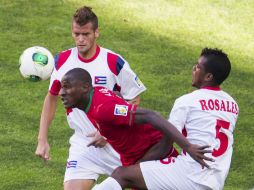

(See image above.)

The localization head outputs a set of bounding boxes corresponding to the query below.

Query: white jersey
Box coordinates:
[169,86,239,189]
[49,45,146,99]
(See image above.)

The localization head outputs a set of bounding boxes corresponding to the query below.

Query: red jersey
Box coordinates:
[86,87,162,166]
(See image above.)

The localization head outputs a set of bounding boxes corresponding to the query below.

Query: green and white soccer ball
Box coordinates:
[19,46,54,81]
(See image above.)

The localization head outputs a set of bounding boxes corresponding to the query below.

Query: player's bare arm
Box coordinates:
[137,135,173,163]
[133,107,214,168]
[86,131,107,148]
[127,95,140,105]
[35,92,58,161]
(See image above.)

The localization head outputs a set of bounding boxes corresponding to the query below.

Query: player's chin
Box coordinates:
[191,79,195,87]
[191,81,199,88]
[78,46,88,53]
[62,101,72,109]
[191,76,197,87]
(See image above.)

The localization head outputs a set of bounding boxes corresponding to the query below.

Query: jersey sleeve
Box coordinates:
[94,100,137,127]
[48,54,61,96]
[107,52,146,100]
[118,62,146,100]
[168,96,190,132]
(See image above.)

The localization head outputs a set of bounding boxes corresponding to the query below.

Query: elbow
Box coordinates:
[144,110,161,124]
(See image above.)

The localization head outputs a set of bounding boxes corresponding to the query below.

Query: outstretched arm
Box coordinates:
[137,135,174,163]
[133,107,214,168]
[35,92,58,161]
[127,96,140,105]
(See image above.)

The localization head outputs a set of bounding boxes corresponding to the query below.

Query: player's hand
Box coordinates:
[127,96,140,105]
[87,131,107,148]
[35,139,51,162]
[186,144,214,169]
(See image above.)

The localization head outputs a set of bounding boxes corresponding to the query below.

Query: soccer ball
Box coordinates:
[19,46,54,81]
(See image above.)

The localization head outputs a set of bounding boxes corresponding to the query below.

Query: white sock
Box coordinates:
[92,177,122,190]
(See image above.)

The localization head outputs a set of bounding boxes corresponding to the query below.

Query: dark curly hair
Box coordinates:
[201,48,231,85]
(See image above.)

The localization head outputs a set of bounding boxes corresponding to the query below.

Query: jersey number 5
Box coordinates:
[212,119,230,157]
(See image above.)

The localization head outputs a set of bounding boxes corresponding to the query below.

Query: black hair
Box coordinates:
[73,6,98,30]
[65,68,92,86]
[201,48,231,85]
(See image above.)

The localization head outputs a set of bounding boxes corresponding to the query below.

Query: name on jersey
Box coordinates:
[95,76,107,84]
[114,104,128,116]
[199,99,238,115]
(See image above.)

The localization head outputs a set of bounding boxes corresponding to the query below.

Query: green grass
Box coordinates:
[0,0,253,189]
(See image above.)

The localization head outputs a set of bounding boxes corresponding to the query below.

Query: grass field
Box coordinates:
[0,0,253,189]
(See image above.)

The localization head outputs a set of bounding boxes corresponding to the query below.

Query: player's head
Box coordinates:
[73,6,98,30]
[192,48,231,88]
[72,6,99,55]
[60,68,92,109]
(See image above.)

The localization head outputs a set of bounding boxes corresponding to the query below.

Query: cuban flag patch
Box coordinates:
[95,76,107,85]
[66,160,77,168]
[114,104,128,116]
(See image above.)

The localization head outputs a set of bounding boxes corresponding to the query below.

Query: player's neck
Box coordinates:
[79,44,97,60]
[199,82,219,89]
[83,88,94,113]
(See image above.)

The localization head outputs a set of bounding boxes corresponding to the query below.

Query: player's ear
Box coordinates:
[205,73,213,82]
[95,28,99,38]
[71,32,75,38]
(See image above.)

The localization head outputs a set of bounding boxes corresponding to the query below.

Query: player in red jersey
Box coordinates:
[59,68,212,169]
[60,68,178,166]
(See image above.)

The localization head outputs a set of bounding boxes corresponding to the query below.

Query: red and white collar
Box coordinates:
[78,45,100,63]
[201,86,221,91]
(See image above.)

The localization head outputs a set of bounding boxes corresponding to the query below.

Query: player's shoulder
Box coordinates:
[54,47,75,70]
[94,87,125,105]
[100,47,128,76]
[94,87,117,99]
[100,46,121,57]
[220,90,239,107]
[174,90,197,104]
[91,87,121,114]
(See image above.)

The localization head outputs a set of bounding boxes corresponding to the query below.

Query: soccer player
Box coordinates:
[35,6,146,190]
[92,48,239,190]
[59,68,213,184]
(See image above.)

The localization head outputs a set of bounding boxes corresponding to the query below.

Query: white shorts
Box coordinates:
[64,135,121,182]
[140,156,212,190]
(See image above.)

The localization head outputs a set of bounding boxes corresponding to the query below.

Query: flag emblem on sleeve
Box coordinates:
[135,76,144,87]
[95,76,107,84]
[114,104,128,116]
[66,160,77,168]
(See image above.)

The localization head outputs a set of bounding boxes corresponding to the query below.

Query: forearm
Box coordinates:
[38,93,58,140]
[134,108,191,150]
[152,114,190,150]
[127,96,140,105]
[138,136,173,163]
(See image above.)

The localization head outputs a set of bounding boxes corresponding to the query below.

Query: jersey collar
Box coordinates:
[85,88,94,113]
[78,45,100,63]
[201,86,221,91]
